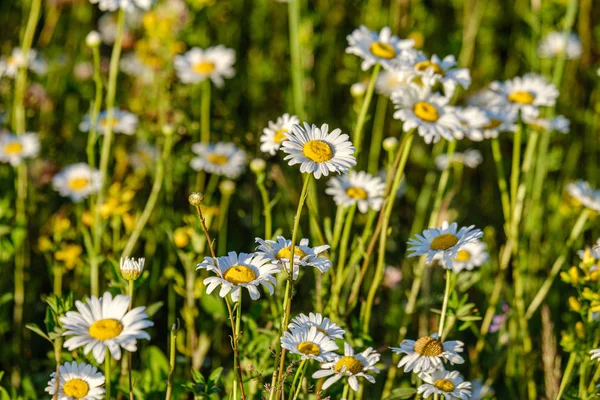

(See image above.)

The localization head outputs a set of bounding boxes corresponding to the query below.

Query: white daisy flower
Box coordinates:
[566,180,600,212]
[0,132,40,166]
[591,348,600,362]
[255,236,331,280]
[435,149,483,171]
[523,114,570,134]
[288,312,345,339]
[391,84,462,144]
[89,0,153,12]
[470,379,494,400]
[120,53,154,84]
[260,113,300,155]
[391,333,464,373]
[52,163,102,202]
[312,342,380,392]
[0,47,47,79]
[61,292,154,364]
[190,142,247,179]
[346,25,414,71]
[375,68,412,97]
[174,46,235,87]
[446,240,489,273]
[45,361,105,400]
[197,251,280,301]
[489,73,559,118]
[79,109,138,136]
[417,370,472,399]
[98,12,139,45]
[406,53,471,97]
[477,106,518,139]
[280,122,356,179]
[577,238,600,261]
[538,32,582,60]
[325,170,385,213]
[467,89,506,111]
[407,221,484,269]
[454,106,490,141]
[281,326,339,362]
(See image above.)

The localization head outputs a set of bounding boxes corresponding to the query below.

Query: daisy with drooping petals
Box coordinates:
[407,53,471,97]
[281,326,339,362]
[435,150,483,171]
[538,32,582,60]
[0,132,40,166]
[89,0,154,12]
[0,47,47,79]
[391,333,464,373]
[417,370,472,399]
[392,84,462,144]
[312,342,380,392]
[255,236,331,280]
[288,312,345,339]
[566,180,600,212]
[489,73,558,118]
[52,163,102,202]
[190,142,247,178]
[325,170,386,213]
[45,361,105,400]
[260,113,300,155]
[197,252,280,301]
[407,221,484,270]
[61,292,154,364]
[346,26,414,71]
[174,46,235,87]
[79,109,139,135]
[447,240,489,273]
[281,122,356,179]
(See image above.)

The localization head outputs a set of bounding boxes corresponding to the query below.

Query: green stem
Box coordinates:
[330,206,347,252]
[288,0,305,119]
[53,267,63,297]
[353,64,381,156]
[490,138,511,223]
[127,279,134,399]
[166,323,178,400]
[201,80,211,143]
[105,352,112,400]
[556,353,577,400]
[437,270,452,338]
[367,94,388,174]
[290,359,307,400]
[233,295,243,400]
[218,191,233,256]
[342,384,350,399]
[510,121,523,214]
[86,45,103,171]
[256,172,273,239]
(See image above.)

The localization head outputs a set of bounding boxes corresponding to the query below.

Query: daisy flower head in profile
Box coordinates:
[523,114,570,134]
[280,122,356,179]
[190,142,247,179]
[312,342,380,392]
[454,106,491,141]
[260,113,300,155]
[391,333,464,373]
[489,73,559,119]
[325,170,386,213]
[435,149,483,171]
[407,221,484,270]
[0,47,47,79]
[391,84,462,144]
[197,252,280,301]
[45,361,105,400]
[476,106,517,139]
[52,163,102,202]
[538,31,582,60]
[417,369,472,399]
[566,180,600,212]
[446,240,489,273]
[174,46,235,87]
[346,25,414,71]
[255,236,331,280]
[406,53,471,98]
[60,292,154,364]
[89,0,154,12]
[79,108,138,135]
[375,67,412,97]
[0,132,40,166]
[288,312,345,339]
[280,325,339,363]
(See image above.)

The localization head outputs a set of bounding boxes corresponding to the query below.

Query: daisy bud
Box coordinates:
[162,124,175,136]
[188,192,204,206]
[85,31,101,48]
[250,158,266,174]
[350,82,366,98]
[120,257,145,281]
[382,137,399,152]
[219,180,236,195]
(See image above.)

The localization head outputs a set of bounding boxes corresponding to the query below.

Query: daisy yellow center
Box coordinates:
[63,378,90,399]
[303,140,333,163]
[193,61,215,74]
[484,118,502,129]
[4,142,23,154]
[223,265,256,284]
[274,129,288,144]
[413,101,439,122]
[369,42,396,59]
[297,341,321,356]
[334,356,364,375]
[433,379,455,392]
[276,246,306,260]
[208,154,229,165]
[429,233,459,251]
[346,187,368,200]
[101,117,120,128]
[413,336,444,356]
[415,61,444,76]
[67,178,90,191]
[453,249,471,262]
[89,318,124,341]
[508,90,535,105]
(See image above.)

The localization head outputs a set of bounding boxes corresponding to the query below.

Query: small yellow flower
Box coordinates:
[568,266,579,284]
[81,211,94,227]
[55,244,83,270]
[575,321,585,339]
[568,296,581,312]
[174,227,191,248]
[123,213,137,232]
[52,215,71,236]
[38,236,53,252]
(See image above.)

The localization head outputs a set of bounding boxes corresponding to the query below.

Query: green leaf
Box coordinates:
[145,301,164,317]
[199,294,226,319]
[385,387,418,399]
[25,323,52,343]
[208,367,223,383]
